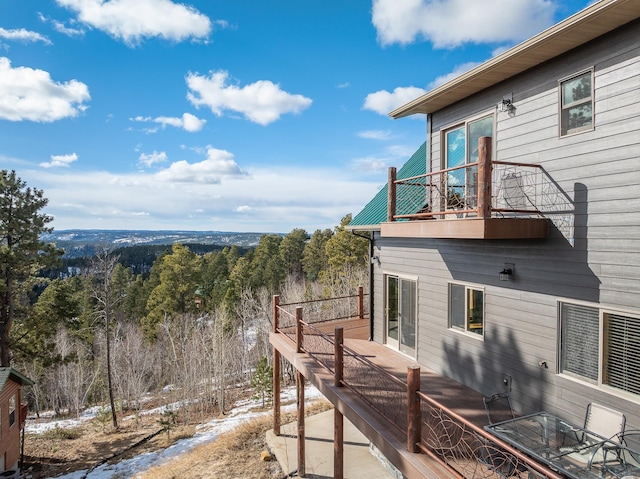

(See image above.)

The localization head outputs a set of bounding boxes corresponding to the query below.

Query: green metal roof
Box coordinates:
[0,368,34,392]
[348,142,426,230]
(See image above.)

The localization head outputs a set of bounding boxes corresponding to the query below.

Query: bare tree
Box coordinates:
[86,251,122,429]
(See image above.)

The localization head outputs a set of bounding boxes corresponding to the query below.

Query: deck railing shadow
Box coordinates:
[272,289,563,479]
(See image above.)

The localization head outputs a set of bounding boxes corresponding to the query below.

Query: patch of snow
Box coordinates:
[33,385,323,479]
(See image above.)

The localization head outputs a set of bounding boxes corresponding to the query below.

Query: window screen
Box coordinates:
[560,302,599,381]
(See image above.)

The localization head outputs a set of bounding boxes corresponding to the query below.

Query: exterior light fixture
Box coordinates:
[499,263,515,281]
[498,98,513,112]
[499,268,513,281]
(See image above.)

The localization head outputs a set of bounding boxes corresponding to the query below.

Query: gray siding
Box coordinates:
[376,19,640,427]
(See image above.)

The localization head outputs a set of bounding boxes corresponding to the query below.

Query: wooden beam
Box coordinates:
[388,167,397,222]
[407,365,421,453]
[273,348,281,436]
[477,136,492,219]
[297,370,306,477]
[335,408,344,479]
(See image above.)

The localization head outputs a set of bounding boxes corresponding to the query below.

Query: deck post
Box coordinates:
[477,136,492,219]
[334,408,344,479]
[388,167,397,222]
[407,365,421,453]
[335,327,344,387]
[295,306,303,354]
[272,295,281,435]
[357,286,364,320]
[297,370,306,477]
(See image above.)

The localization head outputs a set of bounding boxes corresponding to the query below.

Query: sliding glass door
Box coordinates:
[385,275,416,356]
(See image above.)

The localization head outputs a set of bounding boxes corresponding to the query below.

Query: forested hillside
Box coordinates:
[12,215,369,423]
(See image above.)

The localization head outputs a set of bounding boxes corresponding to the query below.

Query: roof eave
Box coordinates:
[389,0,640,118]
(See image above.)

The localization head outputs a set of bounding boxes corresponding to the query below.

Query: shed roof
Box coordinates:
[348,142,426,231]
[390,0,640,118]
[0,368,34,391]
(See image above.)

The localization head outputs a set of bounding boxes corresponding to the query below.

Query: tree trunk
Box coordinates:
[106,313,118,429]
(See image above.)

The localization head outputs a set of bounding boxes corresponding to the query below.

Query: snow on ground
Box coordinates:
[27,386,323,479]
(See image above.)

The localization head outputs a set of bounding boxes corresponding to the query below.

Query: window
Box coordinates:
[560,70,593,136]
[449,283,484,336]
[9,395,15,426]
[560,302,640,396]
[443,114,494,211]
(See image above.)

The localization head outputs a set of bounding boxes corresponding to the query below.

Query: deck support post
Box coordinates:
[388,167,397,222]
[334,408,344,479]
[357,286,364,320]
[334,326,344,478]
[407,365,421,453]
[477,136,493,219]
[297,370,306,477]
[272,295,281,436]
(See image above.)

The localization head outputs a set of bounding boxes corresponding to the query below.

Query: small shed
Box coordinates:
[0,368,33,474]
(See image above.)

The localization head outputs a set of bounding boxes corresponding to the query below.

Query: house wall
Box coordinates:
[0,380,22,471]
[373,18,640,427]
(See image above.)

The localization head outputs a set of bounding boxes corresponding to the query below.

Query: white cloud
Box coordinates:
[352,157,388,173]
[186,70,312,126]
[363,86,427,115]
[155,147,246,184]
[40,152,78,168]
[24,161,381,232]
[138,151,168,168]
[55,0,212,45]
[38,12,85,37]
[0,27,51,44]
[351,144,416,173]
[337,82,350,89]
[131,112,206,132]
[0,57,90,122]
[358,130,392,140]
[372,0,556,48]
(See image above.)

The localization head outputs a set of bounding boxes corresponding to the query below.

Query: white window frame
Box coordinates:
[558,300,640,399]
[448,282,485,338]
[559,68,594,137]
[384,273,418,357]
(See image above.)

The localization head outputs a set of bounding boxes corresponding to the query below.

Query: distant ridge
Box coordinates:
[42,229,272,258]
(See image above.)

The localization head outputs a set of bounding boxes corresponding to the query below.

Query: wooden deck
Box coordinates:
[271,330,493,479]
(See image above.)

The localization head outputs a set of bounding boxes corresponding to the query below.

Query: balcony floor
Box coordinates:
[271,332,494,479]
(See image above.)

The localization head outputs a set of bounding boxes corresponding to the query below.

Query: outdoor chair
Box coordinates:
[483,391,516,426]
[561,403,626,467]
[479,392,524,478]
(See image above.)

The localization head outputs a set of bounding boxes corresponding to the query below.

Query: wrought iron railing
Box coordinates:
[272,288,563,479]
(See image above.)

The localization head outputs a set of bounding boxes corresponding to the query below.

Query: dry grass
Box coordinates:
[138,399,333,479]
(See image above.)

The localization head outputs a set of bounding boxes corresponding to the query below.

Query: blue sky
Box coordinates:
[1,0,589,233]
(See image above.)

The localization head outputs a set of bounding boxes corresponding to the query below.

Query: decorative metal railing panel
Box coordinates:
[341,344,408,434]
[300,322,335,374]
[419,395,546,479]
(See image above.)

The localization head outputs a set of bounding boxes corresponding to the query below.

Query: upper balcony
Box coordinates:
[383,137,555,240]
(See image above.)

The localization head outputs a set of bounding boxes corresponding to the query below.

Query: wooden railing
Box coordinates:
[272,289,563,479]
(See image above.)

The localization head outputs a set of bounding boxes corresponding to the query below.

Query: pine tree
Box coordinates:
[0,170,62,366]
